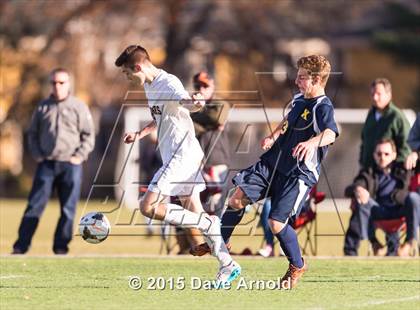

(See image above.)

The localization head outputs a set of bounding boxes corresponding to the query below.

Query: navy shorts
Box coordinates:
[232,160,311,223]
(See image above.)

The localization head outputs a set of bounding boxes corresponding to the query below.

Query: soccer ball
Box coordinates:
[79,212,111,244]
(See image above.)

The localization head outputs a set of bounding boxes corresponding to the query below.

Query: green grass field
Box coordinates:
[1,199,419,309]
[0,199,371,256]
[1,257,419,309]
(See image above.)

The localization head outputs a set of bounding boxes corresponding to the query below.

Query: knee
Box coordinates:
[269,219,286,235]
[139,199,154,218]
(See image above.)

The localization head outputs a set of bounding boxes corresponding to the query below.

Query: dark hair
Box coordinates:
[193,71,212,90]
[376,138,396,152]
[371,78,392,94]
[115,45,150,68]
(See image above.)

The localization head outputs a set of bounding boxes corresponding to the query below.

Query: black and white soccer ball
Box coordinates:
[79,212,111,244]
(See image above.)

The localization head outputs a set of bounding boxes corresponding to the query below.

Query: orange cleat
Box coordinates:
[280,259,307,289]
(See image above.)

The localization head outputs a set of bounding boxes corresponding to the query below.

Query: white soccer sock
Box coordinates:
[163,203,211,231]
[213,241,233,267]
[164,204,231,266]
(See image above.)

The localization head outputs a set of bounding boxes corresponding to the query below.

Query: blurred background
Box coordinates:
[0,0,419,255]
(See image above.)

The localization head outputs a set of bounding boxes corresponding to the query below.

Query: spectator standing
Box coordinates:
[13,68,95,254]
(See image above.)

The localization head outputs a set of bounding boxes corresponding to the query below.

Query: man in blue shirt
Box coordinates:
[192,55,339,289]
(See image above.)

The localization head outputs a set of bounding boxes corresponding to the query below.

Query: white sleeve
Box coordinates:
[168,77,190,101]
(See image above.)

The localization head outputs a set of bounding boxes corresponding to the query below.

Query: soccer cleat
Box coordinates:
[203,215,222,256]
[215,260,241,288]
[280,259,307,289]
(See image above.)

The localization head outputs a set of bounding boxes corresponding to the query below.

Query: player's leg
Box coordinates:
[171,196,203,248]
[188,187,247,256]
[140,190,215,234]
[190,160,269,256]
[180,190,241,286]
[180,193,228,263]
[269,176,311,289]
[222,160,271,243]
[220,187,249,243]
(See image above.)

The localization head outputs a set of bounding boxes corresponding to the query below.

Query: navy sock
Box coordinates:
[221,207,245,243]
[275,224,303,268]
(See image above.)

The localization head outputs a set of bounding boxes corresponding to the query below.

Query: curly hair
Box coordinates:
[297,55,331,87]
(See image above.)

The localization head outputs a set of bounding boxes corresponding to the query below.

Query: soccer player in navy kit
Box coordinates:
[192,55,339,289]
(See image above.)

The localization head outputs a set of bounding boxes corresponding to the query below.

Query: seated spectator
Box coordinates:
[345,78,411,255]
[344,139,419,256]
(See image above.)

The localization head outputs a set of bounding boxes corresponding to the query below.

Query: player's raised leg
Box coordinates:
[178,192,222,256]
[140,190,217,240]
[222,187,250,241]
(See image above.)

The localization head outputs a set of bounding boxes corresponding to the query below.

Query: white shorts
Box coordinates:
[148,158,206,196]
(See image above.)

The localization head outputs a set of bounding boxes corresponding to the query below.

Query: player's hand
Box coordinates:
[192,93,205,109]
[261,136,275,150]
[69,155,83,165]
[354,186,370,205]
[404,151,418,170]
[123,132,138,144]
[292,139,316,162]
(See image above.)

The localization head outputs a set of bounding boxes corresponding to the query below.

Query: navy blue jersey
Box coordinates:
[260,93,339,186]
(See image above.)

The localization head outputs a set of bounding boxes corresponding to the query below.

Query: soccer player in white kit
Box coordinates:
[115,45,241,286]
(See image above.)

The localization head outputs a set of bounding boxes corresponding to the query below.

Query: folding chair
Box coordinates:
[367,217,406,256]
[370,217,419,257]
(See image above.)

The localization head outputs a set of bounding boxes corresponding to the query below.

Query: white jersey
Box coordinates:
[144,70,204,166]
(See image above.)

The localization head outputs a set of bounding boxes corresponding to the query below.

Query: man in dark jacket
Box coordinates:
[346,78,412,255]
[344,138,419,256]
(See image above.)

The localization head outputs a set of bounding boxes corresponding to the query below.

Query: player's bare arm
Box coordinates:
[261,118,288,150]
[180,93,205,113]
[292,128,336,161]
[123,120,157,144]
